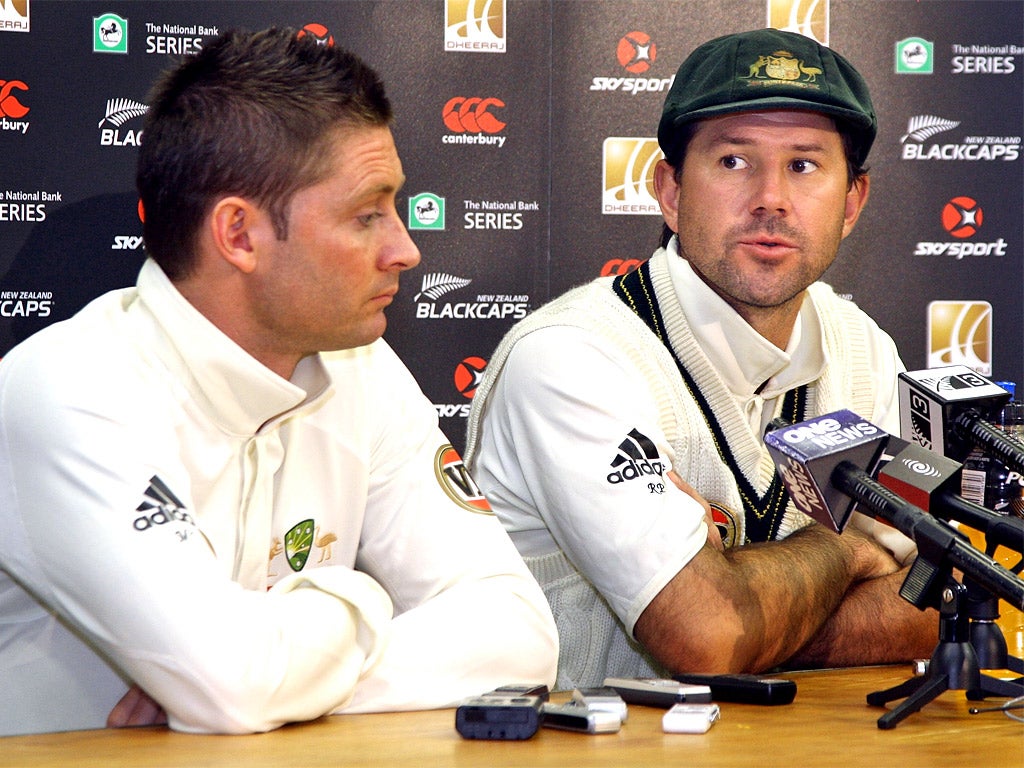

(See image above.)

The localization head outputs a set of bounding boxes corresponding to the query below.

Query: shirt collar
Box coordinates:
[135,258,332,434]
[664,238,827,400]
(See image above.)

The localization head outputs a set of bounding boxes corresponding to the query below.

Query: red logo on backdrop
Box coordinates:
[617,31,656,74]
[443,97,506,134]
[942,196,983,238]
[454,356,487,398]
[601,258,643,276]
[297,23,334,46]
[0,79,29,118]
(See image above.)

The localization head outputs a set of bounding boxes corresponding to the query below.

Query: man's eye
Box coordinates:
[358,212,383,225]
[720,155,749,170]
[790,159,819,174]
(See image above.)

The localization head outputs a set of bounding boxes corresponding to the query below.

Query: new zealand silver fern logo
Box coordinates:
[98,98,148,128]
[901,115,960,143]
[415,272,472,301]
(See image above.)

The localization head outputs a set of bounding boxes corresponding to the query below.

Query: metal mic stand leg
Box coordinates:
[966,594,1024,699]
[867,581,981,729]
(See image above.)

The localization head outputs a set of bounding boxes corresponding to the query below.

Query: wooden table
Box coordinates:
[2,666,1021,767]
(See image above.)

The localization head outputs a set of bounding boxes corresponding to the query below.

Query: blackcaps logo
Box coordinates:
[607,429,664,484]
[98,97,147,147]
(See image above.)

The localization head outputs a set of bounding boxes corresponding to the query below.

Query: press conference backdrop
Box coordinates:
[1,0,1021,453]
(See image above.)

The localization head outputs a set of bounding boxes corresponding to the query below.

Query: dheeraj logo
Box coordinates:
[768,0,829,45]
[0,0,29,33]
[927,300,992,376]
[445,0,505,53]
[602,137,661,215]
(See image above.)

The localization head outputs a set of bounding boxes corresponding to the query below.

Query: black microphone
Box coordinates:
[764,411,1024,611]
[898,365,1023,473]
[878,439,1024,561]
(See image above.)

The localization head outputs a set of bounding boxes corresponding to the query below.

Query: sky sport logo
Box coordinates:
[297,22,334,46]
[602,137,661,215]
[927,300,992,375]
[914,196,1007,259]
[618,31,656,74]
[590,30,673,95]
[445,0,505,53]
[454,356,487,398]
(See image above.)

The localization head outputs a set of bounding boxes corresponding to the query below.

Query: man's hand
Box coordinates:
[107,684,168,728]
[831,522,902,583]
[667,470,723,552]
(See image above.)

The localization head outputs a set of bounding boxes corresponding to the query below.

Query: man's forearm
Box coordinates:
[637,523,895,674]
[785,568,939,669]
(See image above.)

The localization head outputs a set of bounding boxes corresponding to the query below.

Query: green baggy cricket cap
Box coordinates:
[658,29,876,167]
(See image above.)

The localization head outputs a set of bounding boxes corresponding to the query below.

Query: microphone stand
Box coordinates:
[964,575,1024,698]
[867,573,980,729]
[866,552,1024,728]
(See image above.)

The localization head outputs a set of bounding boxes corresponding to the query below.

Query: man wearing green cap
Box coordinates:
[465,29,938,689]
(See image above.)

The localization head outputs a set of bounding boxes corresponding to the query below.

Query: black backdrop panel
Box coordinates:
[1,1,1021,453]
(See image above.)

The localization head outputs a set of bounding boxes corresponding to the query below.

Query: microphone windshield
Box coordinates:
[764,410,890,532]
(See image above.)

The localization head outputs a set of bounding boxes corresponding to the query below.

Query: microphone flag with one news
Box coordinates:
[764,411,1024,611]
[898,365,1023,474]
[762,409,888,533]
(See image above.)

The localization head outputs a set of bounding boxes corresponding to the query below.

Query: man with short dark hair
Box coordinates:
[0,28,556,736]
[466,29,936,690]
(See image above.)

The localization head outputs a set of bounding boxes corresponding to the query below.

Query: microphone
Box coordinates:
[898,365,1023,473]
[761,410,888,533]
[877,439,1024,561]
[764,411,1024,611]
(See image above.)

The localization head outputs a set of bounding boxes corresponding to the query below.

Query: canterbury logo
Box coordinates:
[443,97,506,133]
[901,115,960,143]
[607,428,665,484]
[0,79,29,119]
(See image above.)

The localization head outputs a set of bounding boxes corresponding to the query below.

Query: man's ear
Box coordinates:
[841,174,871,240]
[653,159,681,234]
[208,197,263,274]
